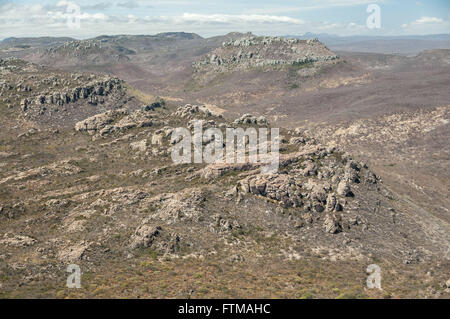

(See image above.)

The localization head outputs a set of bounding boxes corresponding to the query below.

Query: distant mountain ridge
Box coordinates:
[0,32,203,47]
[3,32,450,55]
[286,33,450,55]
[0,36,76,48]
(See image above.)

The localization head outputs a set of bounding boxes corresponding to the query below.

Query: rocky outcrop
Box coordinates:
[0,234,36,247]
[233,114,269,126]
[74,108,154,137]
[323,214,343,234]
[193,35,339,73]
[75,109,128,133]
[27,77,122,110]
[130,225,162,249]
[57,242,90,262]
[129,224,181,254]
[240,174,302,207]
[0,159,83,185]
[208,144,379,234]
[130,139,148,152]
[20,98,29,111]
[174,104,214,119]
[148,188,206,224]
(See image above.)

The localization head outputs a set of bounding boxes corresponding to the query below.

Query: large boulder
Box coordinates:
[323,214,342,234]
[74,109,128,133]
[337,180,353,197]
[233,114,269,126]
[130,225,162,249]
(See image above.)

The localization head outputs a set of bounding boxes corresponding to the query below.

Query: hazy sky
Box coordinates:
[0,0,449,39]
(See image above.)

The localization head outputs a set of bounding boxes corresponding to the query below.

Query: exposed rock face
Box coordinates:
[74,108,154,136]
[43,39,135,64]
[173,104,213,119]
[129,224,181,254]
[130,225,162,249]
[0,160,83,185]
[323,214,343,234]
[290,136,306,145]
[0,57,132,128]
[193,35,339,73]
[148,188,206,224]
[151,133,164,146]
[25,77,121,109]
[20,98,29,111]
[239,174,303,208]
[337,180,352,197]
[130,139,148,152]
[57,242,90,262]
[190,144,378,231]
[75,110,122,133]
[233,114,269,126]
[209,214,241,233]
[325,193,341,212]
[0,234,36,247]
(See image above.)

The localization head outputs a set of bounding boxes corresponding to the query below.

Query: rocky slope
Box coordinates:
[0,59,448,298]
[19,33,209,69]
[193,35,339,73]
[0,37,75,50]
[0,57,142,127]
[301,104,450,226]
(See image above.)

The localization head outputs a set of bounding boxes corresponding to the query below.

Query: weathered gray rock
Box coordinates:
[323,214,342,234]
[234,114,268,126]
[74,109,128,133]
[174,104,213,119]
[20,98,29,111]
[149,188,206,224]
[0,234,36,247]
[194,35,339,73]
[325,193,336,212]
[130,139,148,152]
[130,225,162,249]
[239,174,303,208]
[290,136,306,145]
[337,180,352,197]
[151,133,164,146]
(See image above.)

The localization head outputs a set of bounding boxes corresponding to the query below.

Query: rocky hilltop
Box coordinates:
[0,57,139,127]
[193,35,339,73]
[42,39,137,64]
[31,33,206,66]
[0,37,75,50]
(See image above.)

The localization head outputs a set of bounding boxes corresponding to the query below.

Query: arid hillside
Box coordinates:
[0,33,449,299]
[0,56,449,298]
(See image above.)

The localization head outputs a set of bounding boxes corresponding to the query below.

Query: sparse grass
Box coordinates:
[333,151,345,164]
[290,61,314,69]
[125,84,156,105]
[1,54,448,301]
[136,248,159,260]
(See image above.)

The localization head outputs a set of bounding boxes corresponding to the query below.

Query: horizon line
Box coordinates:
[1,32,450,42]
